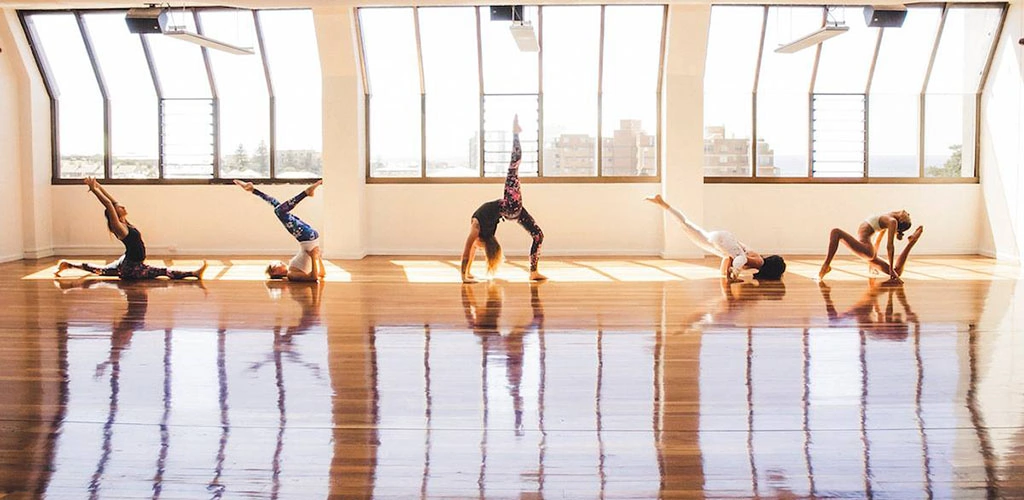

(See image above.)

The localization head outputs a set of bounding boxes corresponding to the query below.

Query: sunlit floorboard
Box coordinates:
[2,255,1023,498]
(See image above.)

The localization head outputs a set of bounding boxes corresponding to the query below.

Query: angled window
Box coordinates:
[542,6,600,177]
[258,9,322,179]
[420,7,480,178]
[27,13,105,179]
[925,6,1002,178]
[601,6,662,177]
[704,6,764,177]
[200,10,270,179]
[83,13,159,179]
[361,8,421,178]
[869,7,941,178]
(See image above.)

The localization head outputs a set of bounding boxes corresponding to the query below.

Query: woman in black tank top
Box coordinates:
[460,116,546,283]
[56,178,207,280]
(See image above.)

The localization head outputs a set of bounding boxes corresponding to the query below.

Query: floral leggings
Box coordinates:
[498,129,544,272]
[71,256,196,280]
[253,189,319,242]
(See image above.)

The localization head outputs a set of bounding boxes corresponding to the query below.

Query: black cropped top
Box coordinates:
[121,225,146,262]
[472,200,503,240]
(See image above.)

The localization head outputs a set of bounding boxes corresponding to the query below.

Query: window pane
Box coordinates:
[811,94,865,177]
[542,6,599,177]
[146,13,211,98]
[146,12,214,178]
[923,6,1000,179]
[360,8,421,177]
[162,99,215,178]
[924,95,973,178]
[872,8,940,94]
[814,7,878,93]
[83,13,158,179]
[868,94,919,177]
[704,6,763,177]
[602,6,663,177]
[421,7,480,177]
[258,10,322,178]
[757,7,822,177]
[29,14,104,179]
[927,7,1002,95]
[483,95,538,177]
[480,6,538,94]
[869,8,940,177]
[200,11,270,179]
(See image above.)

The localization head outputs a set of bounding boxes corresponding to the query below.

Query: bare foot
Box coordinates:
[529,271,548,282]
[54,260,71,277]
[817,265,831,280]
[194,260,208,280]
[513,114,522,135]
[884,276,904,286]
[462,276,478,284]
[233,179,254,192]
[305,179,324,197]
[644,194,666,207]
[908,226,924,243]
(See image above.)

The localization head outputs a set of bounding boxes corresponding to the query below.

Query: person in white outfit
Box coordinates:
[645,194,786,281]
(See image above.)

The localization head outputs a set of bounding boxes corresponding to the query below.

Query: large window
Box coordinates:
[358,5,666,181]
[22,9,322,183]
[703,4,1005,182]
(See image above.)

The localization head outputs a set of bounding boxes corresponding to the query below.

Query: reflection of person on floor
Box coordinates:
[818,281,918,340]
[75,281,172,377]
[689,278,787,328]
[462,282,544,435]
[249,281,325,378]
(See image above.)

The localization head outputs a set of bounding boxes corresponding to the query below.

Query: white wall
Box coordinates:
[51,185,325,257]
[706,184,981,255]
[979,2,1024,264]
[0,6,1005,261]
[0,9,25,263]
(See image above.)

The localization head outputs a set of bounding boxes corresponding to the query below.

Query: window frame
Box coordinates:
[20,8,322,185]
[703,2,1007,184]
[358,5,668,184]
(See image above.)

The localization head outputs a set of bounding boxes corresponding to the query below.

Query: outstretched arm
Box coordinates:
[461,221,481,283]
[85,178,128,239]
[883,218,899,280]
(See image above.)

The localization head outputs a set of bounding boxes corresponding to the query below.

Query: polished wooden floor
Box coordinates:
[1,255,1023,499]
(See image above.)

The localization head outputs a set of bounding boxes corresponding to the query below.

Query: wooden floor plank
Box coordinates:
[0,255,1022,498]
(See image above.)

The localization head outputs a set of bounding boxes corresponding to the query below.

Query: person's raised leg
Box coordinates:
[516,208,546,281]
[819,228,875,279]
[645,194,719,255]
[501,116,524,218]
[893,226,924,277]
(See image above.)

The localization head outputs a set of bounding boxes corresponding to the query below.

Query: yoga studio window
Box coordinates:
[703,4,1005,183]
[21,9,322,183]
[357,5,666,182]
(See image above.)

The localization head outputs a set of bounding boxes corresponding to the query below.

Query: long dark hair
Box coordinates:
[482,236,503,276]
[102,207,121,237]
[754,255,786,280]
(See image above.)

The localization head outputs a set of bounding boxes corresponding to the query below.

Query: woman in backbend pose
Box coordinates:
[644,194,786,281]
[818,210,923,284]
[234,179,325,282]
[56,177,206,280]
[461,115,546,283]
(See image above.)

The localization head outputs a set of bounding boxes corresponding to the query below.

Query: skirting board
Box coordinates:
[53,245,300,257]
[0,253,24,264]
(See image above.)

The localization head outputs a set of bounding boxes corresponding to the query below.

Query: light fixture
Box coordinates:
[164,29,254,55]
[510,20,539,52]
[775,23,849,53]
[126,6,254,55]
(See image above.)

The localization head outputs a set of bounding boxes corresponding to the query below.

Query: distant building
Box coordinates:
[703,125,778,177]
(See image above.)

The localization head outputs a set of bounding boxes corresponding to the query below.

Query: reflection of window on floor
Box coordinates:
[699,325,991,497]
[45,326,332,498]
[370,326,661,496]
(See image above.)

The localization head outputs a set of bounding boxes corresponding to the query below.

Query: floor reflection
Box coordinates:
[2,258,1022,498]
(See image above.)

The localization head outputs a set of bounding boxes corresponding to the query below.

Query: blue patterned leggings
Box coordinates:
[253,189,319,242]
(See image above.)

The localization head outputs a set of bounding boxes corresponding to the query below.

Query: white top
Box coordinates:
[865,214,884,232]
[708,230,748,273]
[288,238,320,274]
